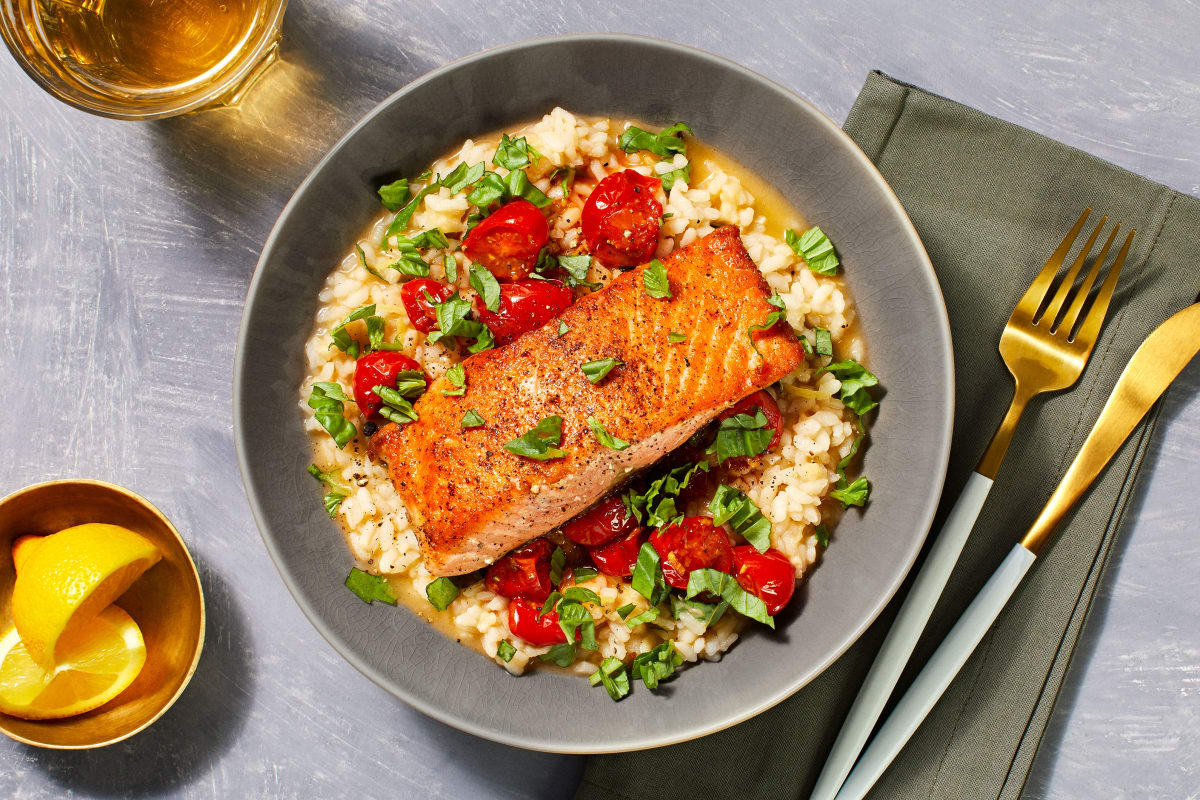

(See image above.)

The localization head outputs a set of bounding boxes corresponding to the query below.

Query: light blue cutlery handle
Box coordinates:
[832,542,1038,800]
[809,470,994,800]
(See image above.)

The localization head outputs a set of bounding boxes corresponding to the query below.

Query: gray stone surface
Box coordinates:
[0,1,1196,797]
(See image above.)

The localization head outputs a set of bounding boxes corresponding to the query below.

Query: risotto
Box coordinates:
[299,109,876,697]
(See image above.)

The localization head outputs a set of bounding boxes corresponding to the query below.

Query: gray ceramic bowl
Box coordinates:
[235,35,953,753]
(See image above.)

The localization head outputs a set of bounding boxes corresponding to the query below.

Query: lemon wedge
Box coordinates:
[10,535,43,573]
[0,605,146,720]
[11,523,160,665]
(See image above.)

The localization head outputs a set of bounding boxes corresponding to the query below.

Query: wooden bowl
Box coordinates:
[0,479,205,748]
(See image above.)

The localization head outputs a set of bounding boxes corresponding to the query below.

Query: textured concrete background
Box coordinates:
[1,0,1197,797]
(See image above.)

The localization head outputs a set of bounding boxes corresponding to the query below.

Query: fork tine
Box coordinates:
[1040,215,1106,327]
[1059,222,1120,334]
[1072,229,1135,346]
[1014,208,1091,320]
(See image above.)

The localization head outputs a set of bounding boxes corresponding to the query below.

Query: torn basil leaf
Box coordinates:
[539,643,577,667]
[377,178,411,212]
[616,603,636,620]
[441,161,486,195]
[329,304,379,358]
[642,259,671,299]
[355,243,387,281]
[557,321,569,337]
[581,357,623,384]
[381,181,441,246]
[708,485,772,552]
[345,568,396,605]
[504,169,551,208]
[557,253,598,289]
[786,226,840,275]
[817,359,879,416]
[746,293,787,356]
[308,382,357,448]
[815,328,833,357]
[307,464,349,518]
[503,415,567,460]
[392,369,427,399]
[496,640,516,662]
[831,476,870,508]
[623,461,710,528]
[706,408,773,463]
[556,600,597,650]
[670,594,729,630]
[441,363,466,396]
[426,293,495,353]
[549,546,565,586]
[461,409,485,428]
[815,524,830,547]
[493,134,542,171]
[668,332,686,343]
[625,607,659,628]
[686,568,774,627]
[572,566,599,582]
[466,171,507,208]
[373,384,418,425]
[425,576,459,611]
[469,262,501,312]
[659,163,691,192]
[631,541,669,606]
[587,416,630,451]
[590,655,631,700]
[618,122,693,158]
[631,640,683,689]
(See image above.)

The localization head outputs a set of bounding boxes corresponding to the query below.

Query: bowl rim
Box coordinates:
[235,33,954,753]
[0,478,207,749]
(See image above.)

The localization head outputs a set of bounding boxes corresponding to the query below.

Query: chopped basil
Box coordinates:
[308,382,357,448]
[329,304,381,358]
[557,321,569,337]
[467,168,551,210]
[801,337,814,357]
[557,254,596,289]
[556,599,597,650]
[539,643,577,666]
[345,568,396,605]
[659,163,691,192]
[830,434,871,508]
[461,409,485,428]
[503,415,567,460]
[552,165,575,201]
[581,357,623,384]
[587,416,630,451]
[707,408,774,464]
[493,134,542,171]
[425,576,459,611]
[786,226,840,275]
[631,640,683,689]
[441,161,486,195]
[815,524,830,547]
[444,253,458,283]
[549,546,565,586]
[373,384,418,425]
[623,461,710,529]
[589,656,630,700]
[392,369,427,399]
[668,332,686,343]
[469,262,501,312]
[539,590,563,619]
[425,293,495,353]
[631,541,669,606]
[355,244,387,281]
[817,359,879,416]
[616,603,636,619]
[377,178,412,211]
[625,607,659,628]
[467,171,506,207]
[441,363,466,396]
[815,328,834,357]
[503,169,551,208]
[670,594,729,630]
[572,566,599,583]
[708,485,772,552]
[322,493,345,517]
[618,122,693,158]
[496,640,516,662]
[686,568,774,627]
[642,259,672,299]
[386,230,448,278]
[381,181,441,246]
[307,464,349,518]
[562,586,602,606]
[746,294,787,357]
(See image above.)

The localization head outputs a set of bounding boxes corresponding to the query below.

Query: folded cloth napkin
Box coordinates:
[576,71,1200,800]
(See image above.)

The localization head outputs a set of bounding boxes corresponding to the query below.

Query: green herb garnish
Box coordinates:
[441,363,466,396]
[441,161,486,195]
[815,328,833,357]
[746,294,787,356]
[631,640,683,689]
[308,382,357,448]
[642,259,671,299]
[659,163,691,192]
[345,568,396,605]
[814,524,830,547]
[549,546,566,586]
[631,541,669,606]
[572,566,599,583]
[616,603,636,619]
[587,417,630,451]
[307,464,349,518]
[618,122,693,158]
[377,178,412,212]
[708,485,772,552]
[670,595,729,630]
[707,408,774,463]
[786,226,840,275]
[381,181,441,246]
[581,357,623,384]
[817,360,879,416]
[686,568,774,627]
[625,607,659,628]
[373,384,418,425]
[557,321,569,337]
[503,415,567,460]
[329,304,382,358]
[589,655,631,700]
[623,461,710,528]
[493,134,542,171]
[461,409,485,428]
[496,640,516,662]
[355,243,387,281]
[469,262,501,312]
[668,332,686,343]
[425,576,459,611]
[539,643,577,666]
[830,434,871,508]
[556,253,597,289]
[425,293,495,353]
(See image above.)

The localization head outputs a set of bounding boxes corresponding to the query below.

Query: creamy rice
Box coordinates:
[300,108,864,678]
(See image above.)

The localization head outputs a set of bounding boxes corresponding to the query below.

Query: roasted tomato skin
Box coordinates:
[588,528,645,578]
[507,597,567,646]
[717,390,784,466]
[581,170,663,268]
[462,199,550,281]
[484,538,554,601]
[400,279,456,333]
[352,351,423,420]
[475,279,573,344]
[732,546,796,616]
[562,495,639,547]
[650,517,735,590]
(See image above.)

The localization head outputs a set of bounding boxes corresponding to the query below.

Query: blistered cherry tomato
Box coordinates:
[462,199,550,281]
[352,351,423,420]
[650,517,734,590]
[507,597,568,646]
[485,538,553,601]
[581,170,663,268]
[717,390,784,463]
[475,279,573,345]
[562,495,639,548]
[400,278,456,333]
[588,528,645,578]
[732,545,796,616]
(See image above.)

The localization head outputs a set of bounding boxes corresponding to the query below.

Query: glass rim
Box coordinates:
[0,0,288,121]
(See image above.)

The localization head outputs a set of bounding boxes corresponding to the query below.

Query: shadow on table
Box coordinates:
[1021,358,1199,791]
[25,558,253,797]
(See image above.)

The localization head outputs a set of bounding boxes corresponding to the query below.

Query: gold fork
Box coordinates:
[811,208,1135,800]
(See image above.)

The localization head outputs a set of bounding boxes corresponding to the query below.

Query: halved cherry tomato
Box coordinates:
[352,351,423,420]
[588,527,645,578]
[462,199,550,281]
[581,170,663,268]
[400,278,455,333]
[732,545,796,616]
[562,495,639,548]
[717,389,784,463]
[507,597,568,646]
[475,279,573,345]
[485,538,553,601]
[650,517,734,590]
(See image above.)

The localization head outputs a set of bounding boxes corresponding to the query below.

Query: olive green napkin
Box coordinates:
[576,71,1200,800]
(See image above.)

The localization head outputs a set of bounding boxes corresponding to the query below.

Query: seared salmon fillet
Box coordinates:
[369,225,805,576]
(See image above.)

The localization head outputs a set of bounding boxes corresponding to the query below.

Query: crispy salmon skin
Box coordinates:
[369,225,805,576]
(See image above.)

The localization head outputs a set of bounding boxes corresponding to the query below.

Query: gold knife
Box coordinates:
[832,303,1200,800]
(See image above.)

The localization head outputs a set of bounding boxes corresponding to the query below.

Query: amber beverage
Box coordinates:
[0,0,287,119]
